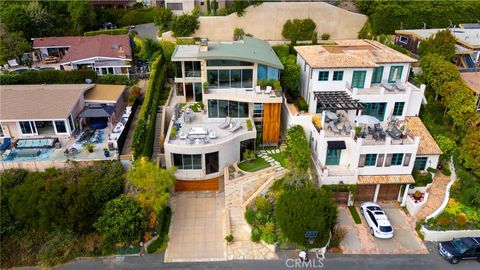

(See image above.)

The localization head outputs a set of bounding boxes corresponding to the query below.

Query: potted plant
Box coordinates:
[246,119,253,131]
[243,149,255,163]
[355,126,362,136]
[170,127,177,139]
[225,234,234,245]
[412,190,423,202]
[103,147,110,157]
[202,81,209,91]
[83,143,94,153]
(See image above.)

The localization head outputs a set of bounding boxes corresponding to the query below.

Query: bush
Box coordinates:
[153,7,173,31]
[311,31,318,45]
[412,168,433,186]
[37,231,78,267]
[285,125,310,172]
[260,221,276,244]
[296,97,308,111]
[97,74,133,85]
[251,227,261,242]
[225,234,234,243]
[282,18,316,41]
[171,13,199,37]
[348,206,362,224]
[84,28,129,36]
[0,70,98,85]
[329,226,346,248]
[254,196,272,214]
[234,27,245,40]
[245,208,255,225]
[321,33,331,40]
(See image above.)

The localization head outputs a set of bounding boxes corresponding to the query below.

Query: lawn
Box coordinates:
[270,151,287,167]
[348,206,362,224]
[238,157,270,172]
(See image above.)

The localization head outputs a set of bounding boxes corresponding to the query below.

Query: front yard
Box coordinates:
[238,157,270,172]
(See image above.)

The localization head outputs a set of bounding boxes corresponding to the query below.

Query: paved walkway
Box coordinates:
[416,172,450,221]
[164,192,226,262]
[257,146,286,172]
[338,204,428,254]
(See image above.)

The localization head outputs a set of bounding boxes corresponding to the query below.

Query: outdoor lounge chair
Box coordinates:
[395,79,406,91]
[219,116,231,129]
[265,86,272,94]
[343,122,352,135]
[209,131,216,139]
[382,80,395,92]
[228,121,242,132]
[179,131,187,140]
[255,86,262,94]
[329,121,340,135]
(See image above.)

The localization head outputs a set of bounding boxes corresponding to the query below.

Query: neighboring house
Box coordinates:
[285,39,441,204]
[164,0,226,14]
[90,0,136,6]
[460,71,480,111]
[164,36,283,191]
[32,35,133,77]
[394,25,480,69]
[0,84,127,148]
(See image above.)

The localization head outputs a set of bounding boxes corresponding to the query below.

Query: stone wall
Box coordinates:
[194,2,367,41]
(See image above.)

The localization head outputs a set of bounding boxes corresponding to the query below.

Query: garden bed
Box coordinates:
[238,157,271,172]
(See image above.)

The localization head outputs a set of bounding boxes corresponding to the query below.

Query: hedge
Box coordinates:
[285,125,310,172]
[0,70,98,85]
[84,28,129,36]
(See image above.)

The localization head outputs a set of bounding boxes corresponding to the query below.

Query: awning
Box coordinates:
[327,141,346,149]
[79,104,115,118]
[357,175,415,185]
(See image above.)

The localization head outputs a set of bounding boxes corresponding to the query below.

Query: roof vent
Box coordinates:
[112,44,119,49]
[199,38,208,52]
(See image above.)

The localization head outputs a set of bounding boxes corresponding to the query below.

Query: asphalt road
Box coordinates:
[134,23,158,40]
[51,242,478,270]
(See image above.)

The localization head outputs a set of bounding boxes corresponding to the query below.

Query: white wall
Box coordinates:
[416,154,440,172]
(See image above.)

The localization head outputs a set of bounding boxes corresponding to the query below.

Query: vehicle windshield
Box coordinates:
[452,239,469,253]
[379,226,392,232]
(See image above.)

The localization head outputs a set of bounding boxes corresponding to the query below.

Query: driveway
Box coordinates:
[134,23,158,40]
[164,191,226,262]
[338,203,428,254]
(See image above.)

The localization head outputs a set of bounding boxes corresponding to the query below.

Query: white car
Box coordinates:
[360,202,394,239]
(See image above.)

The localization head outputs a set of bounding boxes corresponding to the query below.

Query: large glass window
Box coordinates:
[365,154,377,166]
[257,64,267,80]
[205,152,219,174]
[371,66,384,83]
[184,61,201,77]
[242,69,253,88]
[318,71,329,81]
[253,103,264,118]
[54,120,67,134]
[207,60,253,66]
[326,148,341,165]
[207,70,219,89]
[194,83,202,102]
[19,121,36,135]
[230,69,242,88]
[174,62,182,77]
[391,153,404,166]
[388,66,403,83]
[172,154,202,170]
[352,71,367,88]
[219,70,230,88]
[333,71,344,81]
[393,102,405,116]
[207,69,253,89]
[208,99,249,118]
[363,103,387,121]
[68,115,75,132]
[240,139,255,161]
[267,67,279,79]
[414,157,428,170]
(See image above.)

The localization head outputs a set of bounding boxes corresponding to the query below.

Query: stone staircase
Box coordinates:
[152,108,163,161]
[416,172,451,221]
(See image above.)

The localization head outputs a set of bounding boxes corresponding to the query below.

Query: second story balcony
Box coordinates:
[346,81,423,96]
[204,86,283,104]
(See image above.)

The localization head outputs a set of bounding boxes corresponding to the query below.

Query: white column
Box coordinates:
[373,184,380,202]
[401,184,410,207]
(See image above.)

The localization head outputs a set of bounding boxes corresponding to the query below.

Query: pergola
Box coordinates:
[313,91,365,111]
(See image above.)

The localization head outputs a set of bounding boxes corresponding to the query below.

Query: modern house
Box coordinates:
[461,71,480,111]
[0,84,128,164]
[284,39,442,204]
[394,25,480,69]
[164,0,226,14]
[32,35,133,77]
[164,36,283,191]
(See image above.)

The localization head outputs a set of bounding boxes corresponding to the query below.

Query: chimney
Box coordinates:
[199,38,208,52]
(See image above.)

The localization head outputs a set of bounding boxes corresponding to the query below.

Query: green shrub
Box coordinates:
[224,234,234,243]
[329,226,346,248]
[0,70,98,85]
[412,168,433,186]
[84,28,129,36]
[285,125,310,172]
[321,33,331,40]
[426,167,437,174]
[282,18,316,41]
[96,74,132,85]
[246,119,253,131]
[296,97,308,111]
[245,208,255,225]
[37,231,78,267]
[348,206,362,224]
[311,31,318,44]
[251,227,261,242]
[254,196,273,214]
[171,13,199,37]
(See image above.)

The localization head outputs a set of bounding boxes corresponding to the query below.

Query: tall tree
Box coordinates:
[418,29,456,61]
[282,19,316,42]
[459,130,480,177]
[0,25,31,63]
[25,0,53,37]
[68,0,96,35]
[442,81,476,131]
[171,13,199,37]
[138,38,161,61]
[153,7,173,32]
[419,54,460,100]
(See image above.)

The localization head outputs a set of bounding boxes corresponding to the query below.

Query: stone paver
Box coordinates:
[165,192,226,262]
[417,172,450,221]
[338,204,428,254]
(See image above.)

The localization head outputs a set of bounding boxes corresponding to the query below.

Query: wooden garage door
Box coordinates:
[378,184,401,201]
[175,177,220,192]
[332,191,349,205]
[355,184,376,203]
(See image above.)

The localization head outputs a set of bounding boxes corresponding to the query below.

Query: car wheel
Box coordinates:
[450,258,459,264]
[360,208,364,215]
[370,228,374,236]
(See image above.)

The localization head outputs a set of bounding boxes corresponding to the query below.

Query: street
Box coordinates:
[134,23,159,40]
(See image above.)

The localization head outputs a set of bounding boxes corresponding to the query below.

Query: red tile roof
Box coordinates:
[32,35,132,63]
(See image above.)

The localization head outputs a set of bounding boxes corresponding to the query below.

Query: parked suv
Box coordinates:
[439,237,480,264]
[360,202,394,239]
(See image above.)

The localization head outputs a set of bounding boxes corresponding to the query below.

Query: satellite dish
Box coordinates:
[85,78,92,84]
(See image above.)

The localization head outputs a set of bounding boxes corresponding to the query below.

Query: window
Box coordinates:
[166,3,183,10]
[414,157,428,170]
[352,71,367,88]
[318,71,329,81]
[208,100,249,118]
[371,66,384,84]
[253,103,264,118]
[174,62,182,77]
[54,120,67,134]
[399,36,408,44]
[391,153,404,166]
[68,115,75,132]
[257,64,267,79]
[206,69,253,89]
[333,71,344,81]
[207,60,253,66]
[0,124,4,137]
[184,61,201,77]
[19,121,36,135]
[393,102,405,116]
[207,70,219,88]
[363,103,387,121]
[172,154,202,170]
[205,152,219,174]
[388,66,403,83]
[219,70,230,88]
[326,148,341,165]
[365,154,377,166]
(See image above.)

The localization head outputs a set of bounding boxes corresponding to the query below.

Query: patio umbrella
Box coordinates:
[355,115,380,125]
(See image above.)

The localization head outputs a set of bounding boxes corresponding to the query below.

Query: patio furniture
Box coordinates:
[265,86,272,94]
[219,116,231,129]
[184,108,194,123]
[329,121,340,135]
[179,131,187,140]
[355,115,380,125]
[189,127,208,136]
[326,112,339,123]
[203,136,210,144]
[0,138,11,151]
[7,59,19,68]
[343,122,352,135]
[108,142,115,151]
[379,130,387,141]
[395,79,406,91]
[229,121,242,132]
[255,86,262,94]
[387,126,402,139]
[209,131,216,139]
[360,131,367,138]
[382,80,395,92]
[367,126,374,135]
[374,123,382,131]
[186,137,194,144]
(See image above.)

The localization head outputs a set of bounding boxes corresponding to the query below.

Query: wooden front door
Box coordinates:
[377,184,401,201]
[262,103,281,145]
[355,184,376,203]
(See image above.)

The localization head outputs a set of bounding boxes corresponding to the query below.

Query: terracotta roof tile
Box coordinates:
[358,175,415,185]
[405,116,443,155]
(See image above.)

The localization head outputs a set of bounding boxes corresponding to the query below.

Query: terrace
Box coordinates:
[203,87,283,104]
[345,81,420,96]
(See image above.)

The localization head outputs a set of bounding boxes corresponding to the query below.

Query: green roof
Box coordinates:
[172,36,284,70]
